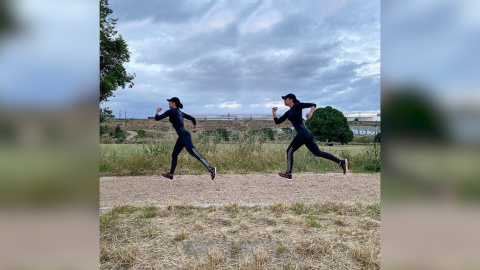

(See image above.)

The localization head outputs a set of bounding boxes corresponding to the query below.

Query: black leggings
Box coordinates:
[170,130,211,174]
[286,129,341,174]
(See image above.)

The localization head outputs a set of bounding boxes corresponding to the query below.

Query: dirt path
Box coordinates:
[100,173,380,207]
[125,130,137,140]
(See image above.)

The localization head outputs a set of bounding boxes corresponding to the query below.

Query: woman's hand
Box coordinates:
[306,107,315,119]
[156,108,162,114]
[272,107,278,113]
[192,125,198,133]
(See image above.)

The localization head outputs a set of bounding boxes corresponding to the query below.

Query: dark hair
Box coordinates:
[282,93,300,104]
[167,97,183,109]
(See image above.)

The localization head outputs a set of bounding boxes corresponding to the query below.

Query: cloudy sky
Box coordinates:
[103,0,380,119]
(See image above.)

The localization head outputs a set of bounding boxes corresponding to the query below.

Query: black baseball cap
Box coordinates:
[281,93,300,103]
[167,97,183,109]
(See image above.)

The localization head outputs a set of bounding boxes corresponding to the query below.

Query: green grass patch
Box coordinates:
[139,206,158,219]
[367,203,381,218]
[292,202,307,215]
[305,215,326,228]
[100,137,379,175]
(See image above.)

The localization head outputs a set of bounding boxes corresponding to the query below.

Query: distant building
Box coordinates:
[346,113,381,122]
[147,114,273,120]
[192,114,273,120]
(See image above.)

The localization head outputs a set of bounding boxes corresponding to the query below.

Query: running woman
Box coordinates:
[272,93,348,179]
[155,97,216,181]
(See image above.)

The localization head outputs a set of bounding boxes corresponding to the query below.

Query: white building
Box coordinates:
[346,113,381,122]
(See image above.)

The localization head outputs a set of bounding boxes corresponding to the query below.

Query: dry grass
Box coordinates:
[194,220,204,230]
[173,231,187,242]
[100,202,380,269]
[238,220,250,230]
[351,244,380,269]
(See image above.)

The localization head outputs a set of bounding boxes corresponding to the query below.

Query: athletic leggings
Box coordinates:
[170,129,211,174]
[286,128,341,174]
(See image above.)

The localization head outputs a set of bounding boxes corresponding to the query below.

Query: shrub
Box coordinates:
[362,143,380,172]
[100,124,110,136]
[114,125,126,140]
[305,106,353,144]
[216,128,230,141]
[137,129,147,138]
[260,128,275,141]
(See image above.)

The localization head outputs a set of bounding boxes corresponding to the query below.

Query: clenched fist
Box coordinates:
[272,107,278,113]
[156,108,162,114]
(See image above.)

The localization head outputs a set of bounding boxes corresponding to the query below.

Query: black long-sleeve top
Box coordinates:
[274,102,316,131]
[155,108,196,134]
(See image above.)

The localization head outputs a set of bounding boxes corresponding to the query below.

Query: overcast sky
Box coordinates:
[103,0,380,119]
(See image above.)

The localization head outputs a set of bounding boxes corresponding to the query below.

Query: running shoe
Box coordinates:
[210,167,216,181]
[161,172,173,181]
[278,172,292,180]
[340,159,348,174]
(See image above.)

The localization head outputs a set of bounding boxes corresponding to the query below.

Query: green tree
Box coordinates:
[0,0,18,39]
[100,0,135,103]
[100,107,115,123]
[113,125,126,139]
[305,106,353,144]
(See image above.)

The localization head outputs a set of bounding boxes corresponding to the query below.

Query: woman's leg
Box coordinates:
[304,138,341,163]
[304,137,348,174]
[181,132,211,171]
[170,137,184,174]
[285,134,306,174]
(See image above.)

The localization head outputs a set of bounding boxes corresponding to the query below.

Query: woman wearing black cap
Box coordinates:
[155,97,216,181]
[273,93,348,179]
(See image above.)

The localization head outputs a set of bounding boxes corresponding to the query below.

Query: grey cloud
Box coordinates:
[109,0,217,23]
[105,0,380,118]
[316,62,366,84]
[136,22,240,66]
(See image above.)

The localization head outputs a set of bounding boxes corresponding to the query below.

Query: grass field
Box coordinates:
[100,142,380,176]
[100,202,380,270]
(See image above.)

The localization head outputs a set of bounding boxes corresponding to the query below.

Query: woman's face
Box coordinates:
[284,98,293,106]
[168,101,175,109]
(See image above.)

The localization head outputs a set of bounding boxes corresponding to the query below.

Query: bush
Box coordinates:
[137,129,147,138]
[305,106,353,144]
[114,125,126,140]
[260,128,275,141]
[373,132,381,143]
[100,124,110,136]
[362,143,381,172]
[276,127,295,141]
[216,128,230,141]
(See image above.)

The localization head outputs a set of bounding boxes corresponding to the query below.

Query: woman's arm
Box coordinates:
[298,103,317,119]
[155,108,169,121]
[183,112,198,133]
[272,107,288,124]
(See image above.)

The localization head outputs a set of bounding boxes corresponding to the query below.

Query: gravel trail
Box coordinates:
[100,173,380,207]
